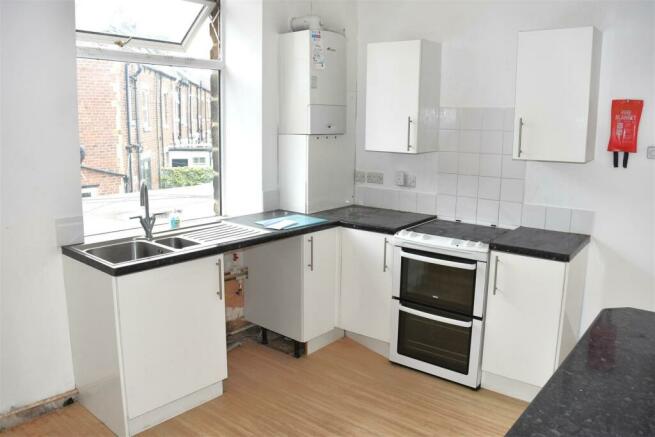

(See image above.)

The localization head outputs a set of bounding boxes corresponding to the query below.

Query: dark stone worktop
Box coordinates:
[507,307,655,437]
[311,205,435,235]
[491,226,590,262]
[409,219,510,244]
[62,206,434,276]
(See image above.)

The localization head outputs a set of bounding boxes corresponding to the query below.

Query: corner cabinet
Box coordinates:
[243,228,338,344]
[513,26,601,163]
[482,248,588,401]
[63,255,227,437]
[338,228,393,342]
[365,39,441,154]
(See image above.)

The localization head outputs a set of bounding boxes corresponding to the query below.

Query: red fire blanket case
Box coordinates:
[608,99,644,168]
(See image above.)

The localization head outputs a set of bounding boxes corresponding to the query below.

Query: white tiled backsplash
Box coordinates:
[355,107,595,235]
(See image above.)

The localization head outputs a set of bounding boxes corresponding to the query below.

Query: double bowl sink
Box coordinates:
[85,237,199,265]
[81,221,268,266]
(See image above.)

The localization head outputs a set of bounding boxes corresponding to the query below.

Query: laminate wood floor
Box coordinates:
[5,338,526,436]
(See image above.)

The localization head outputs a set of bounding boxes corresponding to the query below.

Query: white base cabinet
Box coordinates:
[338,228,393,343]
[244,228,339,343]
[482,248,588,401]
[63,255,227,436]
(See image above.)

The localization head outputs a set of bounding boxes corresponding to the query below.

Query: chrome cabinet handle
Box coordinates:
[518,117,524,157]
[307,236,314,271]
[382,238,388,272]
[492,255,500,296]
[406,116,412,151]
[216,259,223,300]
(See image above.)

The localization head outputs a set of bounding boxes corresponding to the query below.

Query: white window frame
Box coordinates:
[75,0,218,54]
[75,0,225,235]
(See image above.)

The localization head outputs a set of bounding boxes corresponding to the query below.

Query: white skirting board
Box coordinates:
[345,331,389,359]
[481,371,540,402]
[127,382,223,436]
[306,328,345,355]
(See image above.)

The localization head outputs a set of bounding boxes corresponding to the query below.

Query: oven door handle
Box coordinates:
[399,304,473,328]
[400,250,476,271]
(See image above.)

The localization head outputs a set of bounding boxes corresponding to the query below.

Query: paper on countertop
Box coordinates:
[255,214,328,230]
[266,219,298,230]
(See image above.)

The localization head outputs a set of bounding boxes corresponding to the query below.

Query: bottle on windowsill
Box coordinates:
[169,210,181,230]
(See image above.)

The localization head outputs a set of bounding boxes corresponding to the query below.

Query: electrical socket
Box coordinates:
[354,170,366,184]
[647,146,655,159]
[395,171,406,186]
[366,171,384,184]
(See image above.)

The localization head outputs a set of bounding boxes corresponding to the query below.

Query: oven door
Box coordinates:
[393,246,487,317]
[389,299,483,388]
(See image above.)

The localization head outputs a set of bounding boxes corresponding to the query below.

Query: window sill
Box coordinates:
[83,215,226,245]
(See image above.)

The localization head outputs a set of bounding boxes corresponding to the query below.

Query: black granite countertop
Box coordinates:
[507,307,655,437]
[409,219,510,243]
[62,207,434,276]
[490,226,590,262]
[311,205,435,234]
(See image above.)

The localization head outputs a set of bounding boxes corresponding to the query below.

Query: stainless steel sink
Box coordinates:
[85,240,172,264]
[154,237,200,249]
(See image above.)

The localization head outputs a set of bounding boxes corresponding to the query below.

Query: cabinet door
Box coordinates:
[302,228,338,341]
[513,27,598,163]
[365,40,421,153]
[339,229,393,342]
[483,251,565,387]
[117,256,227,419]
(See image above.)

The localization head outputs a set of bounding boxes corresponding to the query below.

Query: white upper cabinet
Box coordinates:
[365,40,441,154]
[513,26,601,163]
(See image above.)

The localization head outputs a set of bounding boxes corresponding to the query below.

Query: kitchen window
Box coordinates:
[74,0,222,237]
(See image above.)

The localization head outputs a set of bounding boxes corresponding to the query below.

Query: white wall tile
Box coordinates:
[458,153,480,175]
[480,130,503,154]
[482,108,504,130]
[460,108,483,130]
[479,154,502,177]
[500,178,524,202]
[501,155,526,179]
[437,194,456,217]
[570,209,595,234]
[417,192,437,215]
[397,190,417,212]
[459,130,481,153]
[545,207,572,232]
[456,197,477,222]
[438,152,459,173]
[521,204,546,228]
[478,177,501,200]
[503,108,515,132]
[502,131,514,155]
[457,175,478,197]
[437,173,458,195]
[439,107,459,130]
[438,129,459,152]
[499,201,522,227]
[477,199,499,225]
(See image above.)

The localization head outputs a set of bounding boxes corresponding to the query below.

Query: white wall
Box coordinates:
[222,0,265,216]
[354,1,655,328]
[0,0,81,413]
